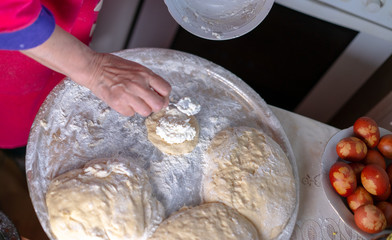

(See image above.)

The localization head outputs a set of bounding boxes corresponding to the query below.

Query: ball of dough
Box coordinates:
[203,127,296,240]
[149,202,259,240]
[46,158,164,240]
[145,108,199,155]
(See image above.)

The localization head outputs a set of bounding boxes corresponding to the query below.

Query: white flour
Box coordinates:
[175,97,201,116]
[156,108,197,144]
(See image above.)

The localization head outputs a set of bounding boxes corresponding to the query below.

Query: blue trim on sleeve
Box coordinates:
[0,6,55,50]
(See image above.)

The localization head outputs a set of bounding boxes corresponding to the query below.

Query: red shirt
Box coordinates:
[0,0,100,148]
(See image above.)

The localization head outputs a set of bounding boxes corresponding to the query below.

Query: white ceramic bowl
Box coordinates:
[321,126,392,239]
[164,0,275,40]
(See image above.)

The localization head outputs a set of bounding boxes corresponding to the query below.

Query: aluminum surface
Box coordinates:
[0,211,20,240]
[26,48,299,240]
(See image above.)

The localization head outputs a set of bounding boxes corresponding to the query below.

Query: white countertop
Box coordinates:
[270,106,369,240]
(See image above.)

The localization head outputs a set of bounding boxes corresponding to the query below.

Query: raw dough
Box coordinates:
[46,158,164,240]
[145,108,199,155]
[203,127,296,240]
[149,202,259,240]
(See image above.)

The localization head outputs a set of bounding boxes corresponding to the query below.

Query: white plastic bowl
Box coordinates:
[164,0,275,40]
[321,126,392,239]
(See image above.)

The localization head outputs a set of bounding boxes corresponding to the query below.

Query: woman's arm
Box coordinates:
[21,25,171,117]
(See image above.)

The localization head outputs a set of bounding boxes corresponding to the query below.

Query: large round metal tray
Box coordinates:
[26,48,299,239]
[0,211,20,240]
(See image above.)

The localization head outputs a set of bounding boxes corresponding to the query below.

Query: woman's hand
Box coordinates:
[21,25,171,117]
[77,52,171,117]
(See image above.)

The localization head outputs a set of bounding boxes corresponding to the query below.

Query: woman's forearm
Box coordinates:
[20,25,171,117]
[20,25,96,88]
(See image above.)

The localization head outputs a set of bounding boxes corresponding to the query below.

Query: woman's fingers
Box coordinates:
[106,62,171,104]
[147,72,172,99]
[122,79,167,113]
[84,53,172,117]
[95,72,168,116]
[98,83,136,116]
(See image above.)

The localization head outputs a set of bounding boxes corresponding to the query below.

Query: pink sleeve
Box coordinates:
[0,0,42,32]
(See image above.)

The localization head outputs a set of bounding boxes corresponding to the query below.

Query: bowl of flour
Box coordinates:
[164,0,275,40]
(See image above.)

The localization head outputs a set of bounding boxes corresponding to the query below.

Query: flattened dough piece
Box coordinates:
[203,127,296,240]
[46,158,164,240]
[145,108,199,155]
[149,202,259,240]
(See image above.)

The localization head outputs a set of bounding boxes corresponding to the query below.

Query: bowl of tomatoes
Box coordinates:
[322,116,392,239]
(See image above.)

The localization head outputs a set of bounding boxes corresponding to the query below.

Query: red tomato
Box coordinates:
[336,137,367,162]
[354,116,380,148]
[376,201,392,227]
[347,186,373,212]
[378,134,392,159]
[354,204,387,234]
[349,162,365,181]
[361,164,390,196]
[363,149,386,170]
[329,162,357,197]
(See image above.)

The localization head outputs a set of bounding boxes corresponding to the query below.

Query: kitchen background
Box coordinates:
[90,0,392,131]
[1,1,392,239]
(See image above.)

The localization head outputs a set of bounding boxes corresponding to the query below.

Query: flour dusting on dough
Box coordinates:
[156,108,196,144]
